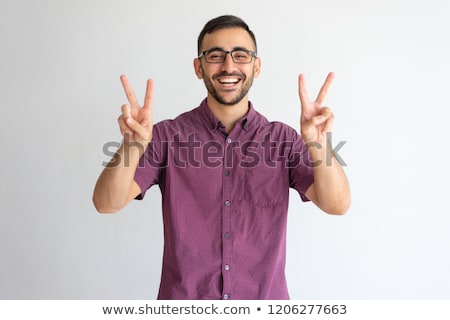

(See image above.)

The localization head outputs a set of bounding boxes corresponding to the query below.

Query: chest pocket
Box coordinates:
[244,162,289,208]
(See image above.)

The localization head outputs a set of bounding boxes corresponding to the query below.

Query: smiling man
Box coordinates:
[93,15,350,300]
[195,27,259,108]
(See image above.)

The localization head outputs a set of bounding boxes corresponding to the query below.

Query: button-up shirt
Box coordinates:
[134,99,314,299]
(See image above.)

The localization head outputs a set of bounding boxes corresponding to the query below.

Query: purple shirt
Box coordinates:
[134,99,314,300]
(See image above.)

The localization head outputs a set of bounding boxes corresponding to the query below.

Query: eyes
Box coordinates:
[201,49,256,64]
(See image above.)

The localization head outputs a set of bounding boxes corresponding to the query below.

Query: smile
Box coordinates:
[217,77,241,86]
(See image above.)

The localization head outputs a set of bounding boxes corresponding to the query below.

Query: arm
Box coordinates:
[304,144,350,215]
[299,73,351,215]
[93,75,154,213]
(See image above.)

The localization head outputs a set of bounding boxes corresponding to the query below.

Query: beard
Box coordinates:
[201,68,255,106]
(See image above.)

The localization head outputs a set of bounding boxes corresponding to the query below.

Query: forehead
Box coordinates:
[201,27,255,51]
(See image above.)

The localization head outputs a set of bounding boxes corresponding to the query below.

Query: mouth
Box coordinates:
[213,72,244,86]
[217,77,241,86]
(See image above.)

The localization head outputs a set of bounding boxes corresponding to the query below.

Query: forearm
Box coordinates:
[93,141,143,213]
[308,142,351,215]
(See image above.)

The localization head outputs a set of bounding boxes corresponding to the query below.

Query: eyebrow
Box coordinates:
[203,46,253,52]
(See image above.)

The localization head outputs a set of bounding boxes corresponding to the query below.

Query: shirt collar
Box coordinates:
[199,98,256,132]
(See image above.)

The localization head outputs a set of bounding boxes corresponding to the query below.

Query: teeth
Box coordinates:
[219,78,239,84]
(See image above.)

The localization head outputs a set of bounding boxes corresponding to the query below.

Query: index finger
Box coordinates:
[315,72,335,105]
[120,74,140,108]
[298,73,311,106]
[142,79,154,112]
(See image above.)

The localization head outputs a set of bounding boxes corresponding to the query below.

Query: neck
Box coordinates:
[207,97,249,134]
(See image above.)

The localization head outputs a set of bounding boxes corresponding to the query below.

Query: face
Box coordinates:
[194,27,261,106]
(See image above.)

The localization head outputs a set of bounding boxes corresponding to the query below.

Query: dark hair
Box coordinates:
[197,15,257,54]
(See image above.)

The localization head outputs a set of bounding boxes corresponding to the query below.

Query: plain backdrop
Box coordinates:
[1,0,449,299]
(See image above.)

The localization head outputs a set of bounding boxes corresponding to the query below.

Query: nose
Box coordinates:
[221,52,235,71]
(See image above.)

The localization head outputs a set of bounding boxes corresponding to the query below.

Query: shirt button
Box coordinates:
[224,264,230,271]
[224,200,231,206]
[224,294,230,300]
[224,170,230,176]
[224,233,231,239]
[227,138,232,144]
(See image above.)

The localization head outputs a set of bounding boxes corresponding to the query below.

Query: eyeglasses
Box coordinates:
[198,49,257,64]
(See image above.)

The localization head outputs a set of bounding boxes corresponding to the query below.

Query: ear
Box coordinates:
[253,57,261,78]
[193,58,203,79]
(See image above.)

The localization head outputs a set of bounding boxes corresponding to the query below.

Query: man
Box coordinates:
[93,15,350,300]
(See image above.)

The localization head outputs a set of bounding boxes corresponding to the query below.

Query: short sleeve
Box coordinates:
[134,124,166,199]
[288,133,315,202]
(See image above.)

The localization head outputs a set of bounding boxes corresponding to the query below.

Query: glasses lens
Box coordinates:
[205,50,226,63]
[231,50,252,63]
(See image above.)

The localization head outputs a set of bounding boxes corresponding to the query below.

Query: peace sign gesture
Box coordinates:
[118,75,154,146]
[298,72,335,145]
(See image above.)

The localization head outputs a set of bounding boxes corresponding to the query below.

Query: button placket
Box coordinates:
[221,135,234,300]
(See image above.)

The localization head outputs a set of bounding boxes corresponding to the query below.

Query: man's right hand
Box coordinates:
[118,75,154,148]
[92,75,154,213]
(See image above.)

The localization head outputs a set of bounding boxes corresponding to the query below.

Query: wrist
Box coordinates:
[306,141,327,159]
[109,140,146,169]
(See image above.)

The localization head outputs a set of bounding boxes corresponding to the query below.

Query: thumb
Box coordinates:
[126,117,152,142]
[310,114,328,126]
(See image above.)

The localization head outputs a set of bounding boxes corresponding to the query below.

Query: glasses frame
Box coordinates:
[198,48,257,64]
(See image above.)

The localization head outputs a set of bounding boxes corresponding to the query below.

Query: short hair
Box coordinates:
[197,15,257,55]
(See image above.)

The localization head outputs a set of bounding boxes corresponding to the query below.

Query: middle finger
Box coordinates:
[315,72,335,105]
[120,74,140,108]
